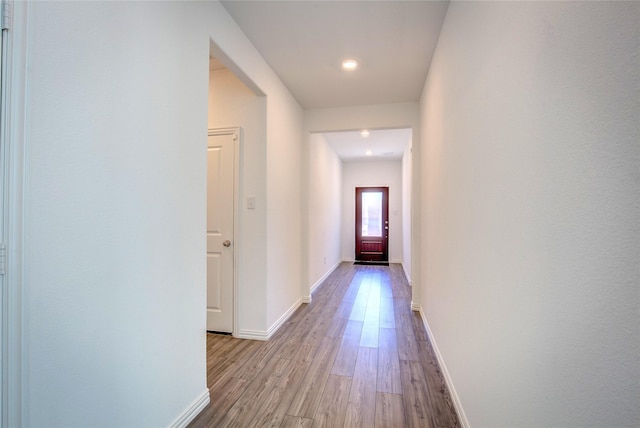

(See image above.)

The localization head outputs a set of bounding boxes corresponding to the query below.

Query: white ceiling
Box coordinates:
[322,128,411,161]
[220,0,449,109]
[218,1,447,161]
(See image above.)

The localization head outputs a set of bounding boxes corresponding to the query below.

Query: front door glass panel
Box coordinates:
[361,191,382,237]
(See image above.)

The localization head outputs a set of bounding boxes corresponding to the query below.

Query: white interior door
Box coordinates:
[206,129,236,333]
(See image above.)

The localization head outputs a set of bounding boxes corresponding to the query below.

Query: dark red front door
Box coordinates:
[355,187,389,262]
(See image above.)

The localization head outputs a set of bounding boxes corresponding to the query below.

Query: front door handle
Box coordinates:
[223,240,232,247]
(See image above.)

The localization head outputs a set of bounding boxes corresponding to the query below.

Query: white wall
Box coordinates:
[420,2,640,426]
[208,68,268,335]
[21,1,303,425]
[265,84,304,331]
[308,134,342,292]
[401,139,412,283]
[342,161,402,263]
[25,2,210,425]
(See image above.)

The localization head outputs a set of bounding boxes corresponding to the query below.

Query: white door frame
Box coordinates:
[1,1,29,426]
[207,127,241,337]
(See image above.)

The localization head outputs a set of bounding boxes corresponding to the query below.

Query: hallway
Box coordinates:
[190,263,460,427]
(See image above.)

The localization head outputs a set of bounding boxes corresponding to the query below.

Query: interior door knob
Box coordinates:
[223,240,232,247]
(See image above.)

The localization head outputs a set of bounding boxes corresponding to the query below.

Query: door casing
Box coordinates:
[355,186,389,262]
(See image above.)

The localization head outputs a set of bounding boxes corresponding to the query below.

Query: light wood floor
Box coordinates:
[189,263,460,428]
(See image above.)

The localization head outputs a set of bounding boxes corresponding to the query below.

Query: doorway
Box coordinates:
[355,186,389,262]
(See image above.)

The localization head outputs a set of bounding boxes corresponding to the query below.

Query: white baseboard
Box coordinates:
[236,329,269,341]
[237,298,303,341]
[401,263,412,286]
[169,388,210,428]
[310,260,342,294]
[415,306,470,428]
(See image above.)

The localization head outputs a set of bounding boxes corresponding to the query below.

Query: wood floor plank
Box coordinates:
[417,340,460,428]
[235,336,282,381]
[331,320,363,377]
[216,357,292,427]
[400,359,435,428]
[325,315,349,338]
[394,303,415,336]
[311,374,351,428]
[396,330,421,362]
[342,270,365,303]
[344,347,378,427]
[377,328,402,394]
[348,276,370,321]
[287,336,341,418]
[281,415,313,428]
[359,308,380,348]
[249,359,312,427]
[379,296,395,329]
[272,335,300,358]
[189,263,460,428]
[410,311,430,342]
[375,392,405,428]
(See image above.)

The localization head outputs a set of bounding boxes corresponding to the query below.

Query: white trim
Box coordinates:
[309,259,341,294]
[237,297,302,341]
[416,306,470,428]
[168,388,210,428]
[3,1,29,426]
[267,298,301,338]
[401,262,412,286]
[236,329,269,341]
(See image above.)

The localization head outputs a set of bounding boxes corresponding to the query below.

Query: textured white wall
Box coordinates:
[208,68,268,335]
[420,2,640,426]
[308,134,342,290]
[342,161,403,262]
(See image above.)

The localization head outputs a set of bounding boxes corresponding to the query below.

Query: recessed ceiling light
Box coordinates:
[365,150,373,156]
[360,129,370,137]
[341,59,358,71]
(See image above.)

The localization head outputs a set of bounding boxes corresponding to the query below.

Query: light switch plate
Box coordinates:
[247,196,256,210]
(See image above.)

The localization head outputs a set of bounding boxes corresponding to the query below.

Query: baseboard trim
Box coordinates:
[415,306,470,428]
[169,388,210,428]
[401,263,412,286]
[237,298,303,341]
[236,329,269,341]
[310,260,342,294]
